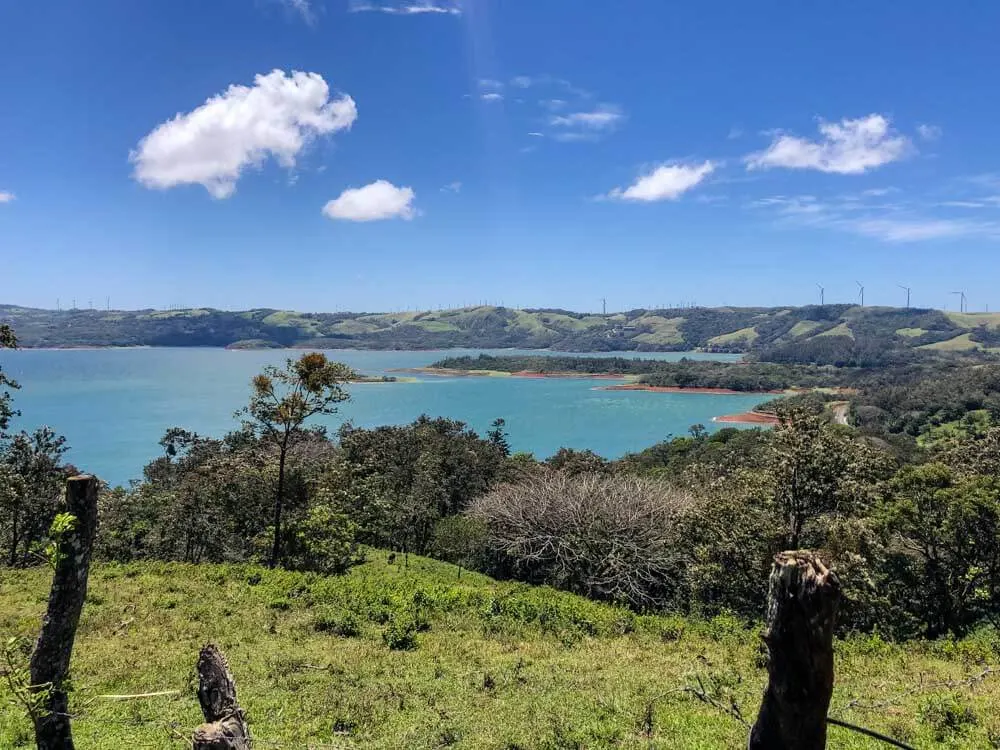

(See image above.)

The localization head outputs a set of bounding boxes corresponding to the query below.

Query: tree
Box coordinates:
[486,418,510,457]
[769,410,887,549]
[0,324,19,433]
[238,353,355,567]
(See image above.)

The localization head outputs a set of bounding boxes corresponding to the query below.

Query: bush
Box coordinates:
[382,615,419,650]
[470,474,693,610]
[313,609,361,637]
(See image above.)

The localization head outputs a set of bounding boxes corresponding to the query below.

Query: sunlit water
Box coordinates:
[0,348,771,486]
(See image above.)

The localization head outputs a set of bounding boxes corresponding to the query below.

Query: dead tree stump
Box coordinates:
[28,475,99,750]
[748,551,840,750]
[192,644,251,749]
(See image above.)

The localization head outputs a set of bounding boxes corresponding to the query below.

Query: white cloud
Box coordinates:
[280,0,314,24]
[510,76,534,88]
[0,191,14,204]
[350,0,460,14]
[850,218,991,242]
[727,126,743,140]
[549,104,625,141]
[745,114,912,174]
[527,132,544,137]
[917,123,942,141]
[441,181,462,193]
[478,78,504,91]
[608,161,716,202]
[751,191,1000,242]
[322,180,416,221]
[480,92,503,102]
[131,70,356,199]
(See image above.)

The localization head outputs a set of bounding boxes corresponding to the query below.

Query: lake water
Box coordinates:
[0,348,771,487]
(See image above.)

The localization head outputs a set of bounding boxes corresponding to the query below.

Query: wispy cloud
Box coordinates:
[349,0,461,15]
[608,161,716,202]
[917,123,942,141]
[440,181,462,193]
[0,191,14,204]
[480,92,503,102]
[750,191,1000,243]
[549,104,625,142]
[745,114,913,174]
[280,0,315,24]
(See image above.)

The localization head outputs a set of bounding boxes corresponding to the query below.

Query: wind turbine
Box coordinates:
[856,281,865,307]
[816,284,825,306]
[951,291,967,313]
[898,284,911,309]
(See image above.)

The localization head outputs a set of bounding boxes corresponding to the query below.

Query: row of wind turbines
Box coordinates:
[816,283,971,313]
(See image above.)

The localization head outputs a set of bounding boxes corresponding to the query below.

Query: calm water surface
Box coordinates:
[0,348,770,486]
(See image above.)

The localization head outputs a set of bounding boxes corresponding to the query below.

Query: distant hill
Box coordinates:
[3,303,1000,362]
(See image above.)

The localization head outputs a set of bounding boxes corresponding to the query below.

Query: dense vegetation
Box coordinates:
[432,354,852,391]
[5,302,1000,362]
[4,328,1000,746]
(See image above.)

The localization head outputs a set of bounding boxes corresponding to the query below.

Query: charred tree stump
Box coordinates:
[192,645,251,749]
[748,551,840,750]
[28,475,99,750]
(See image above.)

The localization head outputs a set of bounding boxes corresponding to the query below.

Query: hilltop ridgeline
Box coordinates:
[2,303,999,363]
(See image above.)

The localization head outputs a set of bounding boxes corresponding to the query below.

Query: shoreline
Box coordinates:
[594,383,784,395]
[390,367,631,380]
[712,411,781,425]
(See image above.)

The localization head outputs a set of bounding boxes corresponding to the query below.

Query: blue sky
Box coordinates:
[3,0,1000,313]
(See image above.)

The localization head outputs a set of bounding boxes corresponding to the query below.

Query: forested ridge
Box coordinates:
[5,302,1000,361]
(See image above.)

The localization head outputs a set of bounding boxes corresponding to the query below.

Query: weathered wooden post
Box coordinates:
[28,475,99,750]
[192,644,251,749]
[748,551,840,750]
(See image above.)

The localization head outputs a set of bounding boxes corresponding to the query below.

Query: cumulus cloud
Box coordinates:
[608,161,716,202]
[0,191,14,204]
[322,180,416,221]
[745,114,912,174]
[481,92,503,102]
[349,0,460,14]
[131,70,356,199]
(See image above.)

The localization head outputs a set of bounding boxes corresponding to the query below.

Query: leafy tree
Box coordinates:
[239,353,355,567]
[769,410,888,548]
[880,463,1000,636]
[0,427,68,566]
[0,324,19,433]
[334,416,505,555]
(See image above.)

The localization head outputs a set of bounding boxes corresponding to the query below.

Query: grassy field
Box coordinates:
[1,554,998,748]
[920,333,982,352]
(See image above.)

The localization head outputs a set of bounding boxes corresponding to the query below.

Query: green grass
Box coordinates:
[896,327,929,338]
[945,311,1000,330]
[708,326,759,346]
[788,320,823,338]
[920,333,982,352]
[633,316,685,346]
[815,322,855,339]
[2,555,998,748]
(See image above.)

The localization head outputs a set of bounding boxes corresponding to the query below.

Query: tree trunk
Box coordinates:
[749,551,840,750]
[269,443,287,569]
[29,475,99,750]
[192,644,251,749]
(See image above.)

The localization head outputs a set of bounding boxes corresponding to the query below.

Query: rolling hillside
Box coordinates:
[3,303,999,357]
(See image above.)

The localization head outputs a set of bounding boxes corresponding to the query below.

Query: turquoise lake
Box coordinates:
[0,348,771,487]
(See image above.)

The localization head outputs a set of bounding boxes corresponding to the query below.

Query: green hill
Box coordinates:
[1,303,994,360]
[1,555,996,748]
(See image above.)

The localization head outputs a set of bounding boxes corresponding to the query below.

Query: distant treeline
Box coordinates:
[432,354,850,392]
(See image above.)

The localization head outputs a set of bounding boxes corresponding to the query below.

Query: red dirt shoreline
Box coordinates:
[389,368,626,380]
[595,384,783,395]
[713,411,781,425]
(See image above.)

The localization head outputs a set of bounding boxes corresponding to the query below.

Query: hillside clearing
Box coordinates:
[1,555,997,748]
